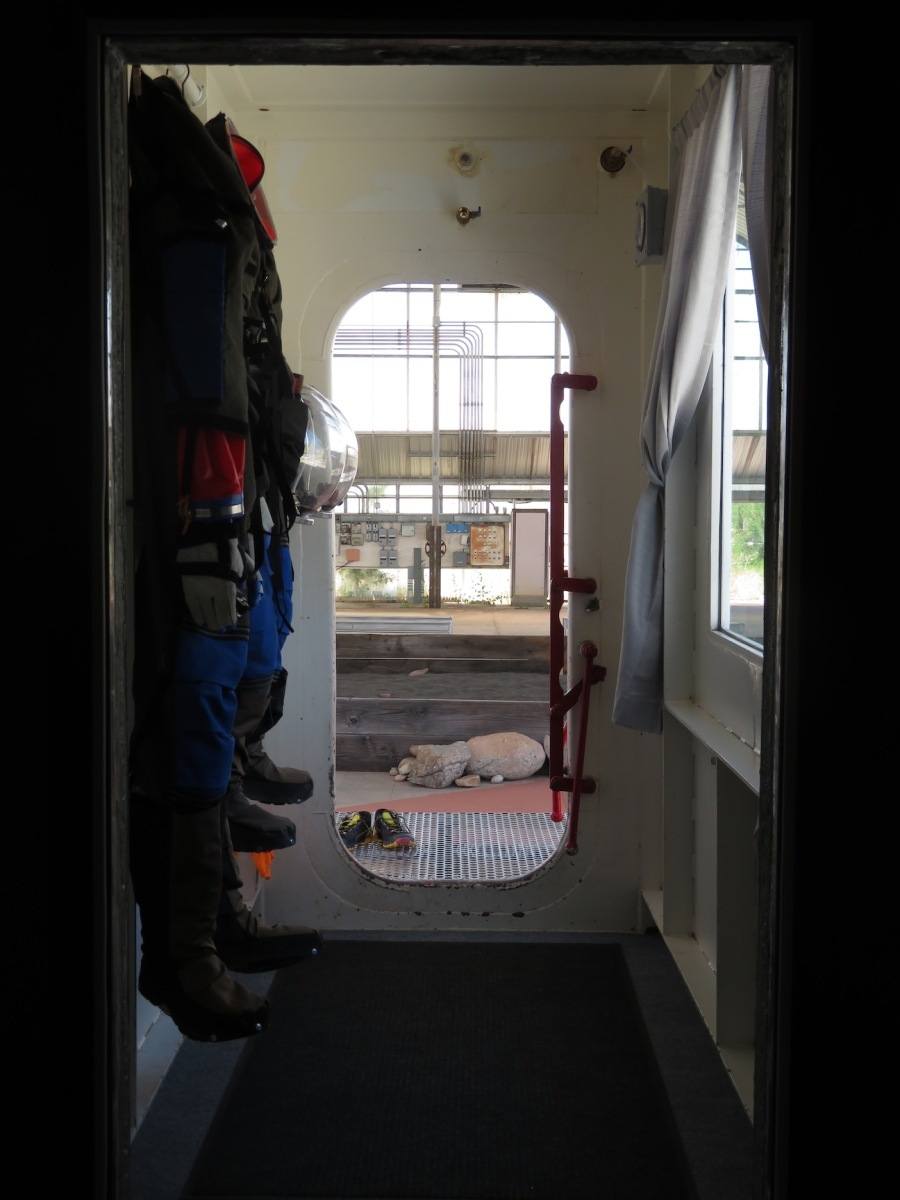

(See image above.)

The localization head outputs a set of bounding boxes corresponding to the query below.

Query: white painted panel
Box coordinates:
[661,713,693,934]
[511,508,548,599]
[264,514,336,819]
[693,745,718,974]
[716,762,759,1048]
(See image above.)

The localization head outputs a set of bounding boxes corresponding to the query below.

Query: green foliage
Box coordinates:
[731,503,765,571]
[337,568,391,600]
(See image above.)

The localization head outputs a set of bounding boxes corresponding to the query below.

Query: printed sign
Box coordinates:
[469,523,506,567]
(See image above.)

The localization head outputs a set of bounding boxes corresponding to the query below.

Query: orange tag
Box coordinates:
[251,851,274,880]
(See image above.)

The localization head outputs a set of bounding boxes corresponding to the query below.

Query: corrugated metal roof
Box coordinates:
[356,430,762,486]
[732,432,766,484]
[737,179,748,245]
[355,431,564,483]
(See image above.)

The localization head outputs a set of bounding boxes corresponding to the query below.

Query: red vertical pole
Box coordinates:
[549,374,566,785]
[549,372,597,819]
[566,642,598,853]
[551,727,567,822]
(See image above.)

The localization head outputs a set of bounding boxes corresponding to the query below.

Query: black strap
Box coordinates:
[250,499,265,599]
[268,532,295,638]
[177,424,198,533]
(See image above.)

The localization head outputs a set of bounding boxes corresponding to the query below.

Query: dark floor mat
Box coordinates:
[184,941,690,1199]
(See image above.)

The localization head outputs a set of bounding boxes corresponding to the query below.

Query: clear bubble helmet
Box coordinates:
[293,385,358,515]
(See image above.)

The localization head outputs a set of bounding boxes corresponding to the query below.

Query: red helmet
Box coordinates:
[224,118,278,243]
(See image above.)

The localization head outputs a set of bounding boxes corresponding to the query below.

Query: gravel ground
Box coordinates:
[337,670,548,701]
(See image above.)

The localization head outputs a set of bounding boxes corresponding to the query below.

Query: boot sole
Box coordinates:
[229,827,296,852]
[219,949,319,972]
[242,777,314,805]
[139,980,269,1042]
[218,935,323,973]
[164,999,269,1042]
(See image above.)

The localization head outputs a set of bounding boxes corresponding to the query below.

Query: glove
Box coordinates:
[176,539,246,630]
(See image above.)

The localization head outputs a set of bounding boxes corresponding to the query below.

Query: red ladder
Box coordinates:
[548,373,606,853]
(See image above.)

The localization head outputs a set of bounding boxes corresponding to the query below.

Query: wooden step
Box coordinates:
[336,633,551,663]
[337,656,547,675]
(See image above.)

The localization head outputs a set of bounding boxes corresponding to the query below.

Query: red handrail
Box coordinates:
[548,372,606,852]
[551,726,567,822]
[566,642,604,853]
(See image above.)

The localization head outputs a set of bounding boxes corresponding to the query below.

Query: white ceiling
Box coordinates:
[209,64,671,113]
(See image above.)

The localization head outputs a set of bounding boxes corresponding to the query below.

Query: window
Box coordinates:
[332,283,570,434]
[718,191,766,649]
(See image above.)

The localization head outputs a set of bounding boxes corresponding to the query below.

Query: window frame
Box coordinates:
[716,229,767,653]
[332,282,570,435]
[690,276,764,755]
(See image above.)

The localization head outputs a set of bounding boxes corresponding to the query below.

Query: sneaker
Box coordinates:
[338,810,373,848]
[373,808,416,851]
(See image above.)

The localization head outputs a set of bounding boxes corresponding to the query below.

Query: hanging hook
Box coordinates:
[166,63,191,97]
[161,64,206,109]
[456,206,482,226]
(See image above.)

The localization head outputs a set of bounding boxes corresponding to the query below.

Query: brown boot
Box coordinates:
[226,778,297,851]
[238,671,313,804]
[216,808,321,972]
[244,744,314,804]
[216,891,322,972]
[131,793,268,1043]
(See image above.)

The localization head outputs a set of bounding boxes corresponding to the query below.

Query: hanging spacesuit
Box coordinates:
[202,113,314,859]
[127,71,321,1042]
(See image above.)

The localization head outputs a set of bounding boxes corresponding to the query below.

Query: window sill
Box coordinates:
[664,698,760,794]
[710,625,764,664]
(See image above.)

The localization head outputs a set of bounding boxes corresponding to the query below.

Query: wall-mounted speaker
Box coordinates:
[635,186,667,265]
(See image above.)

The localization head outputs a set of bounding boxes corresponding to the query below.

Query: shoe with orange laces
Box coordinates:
[373,808,416,850]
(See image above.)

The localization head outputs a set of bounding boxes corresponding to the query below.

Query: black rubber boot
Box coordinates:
[244,749,314,805]
[241,669,314,805]
[226,778,297,852]
[216,894,323,972]
[216,807,321,972]
[130,792,269,1043]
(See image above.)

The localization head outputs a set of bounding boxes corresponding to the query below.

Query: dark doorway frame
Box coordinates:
[82,20,813,1200]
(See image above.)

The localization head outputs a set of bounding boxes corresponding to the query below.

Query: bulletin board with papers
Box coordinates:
[469,523,506,567]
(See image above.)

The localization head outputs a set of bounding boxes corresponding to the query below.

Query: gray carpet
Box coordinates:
[184,941,690,1199]
[129,933,753,1200]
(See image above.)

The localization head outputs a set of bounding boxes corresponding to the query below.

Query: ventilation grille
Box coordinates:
[337,810,564,883]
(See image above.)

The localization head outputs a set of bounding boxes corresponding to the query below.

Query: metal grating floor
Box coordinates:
[337,810,565,883]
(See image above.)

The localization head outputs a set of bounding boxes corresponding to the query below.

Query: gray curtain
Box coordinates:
[612,65,743,733]
[740,65,775,360]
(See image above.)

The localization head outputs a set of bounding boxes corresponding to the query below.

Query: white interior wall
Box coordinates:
[203,65,689,934]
